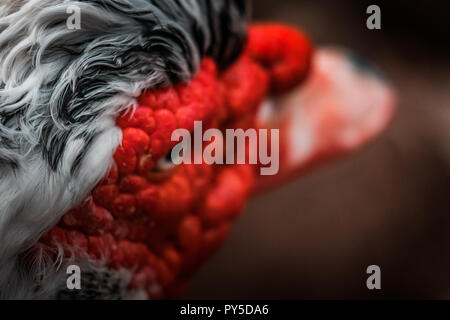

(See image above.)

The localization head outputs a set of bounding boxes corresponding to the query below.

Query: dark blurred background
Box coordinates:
[187,0,450,299]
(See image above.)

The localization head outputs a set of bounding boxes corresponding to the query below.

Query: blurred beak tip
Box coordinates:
[282,47,397,169]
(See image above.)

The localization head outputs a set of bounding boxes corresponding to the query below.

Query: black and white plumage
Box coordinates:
[0,0,247,299]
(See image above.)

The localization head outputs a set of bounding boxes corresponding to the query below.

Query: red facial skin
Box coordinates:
[36,24,393,299]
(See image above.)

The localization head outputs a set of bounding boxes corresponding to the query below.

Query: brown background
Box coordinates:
[186,0,450,299]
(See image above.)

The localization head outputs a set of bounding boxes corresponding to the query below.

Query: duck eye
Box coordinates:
[154,149,179,172]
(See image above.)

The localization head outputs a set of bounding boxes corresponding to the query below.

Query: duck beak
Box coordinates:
[254,48,396,193]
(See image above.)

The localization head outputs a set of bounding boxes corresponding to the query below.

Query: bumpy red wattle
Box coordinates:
[37,25,313,299]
